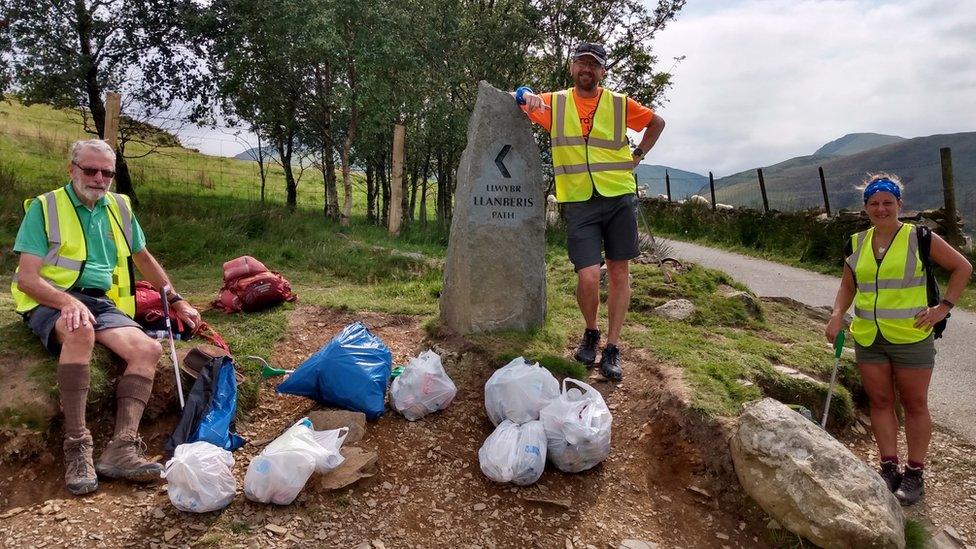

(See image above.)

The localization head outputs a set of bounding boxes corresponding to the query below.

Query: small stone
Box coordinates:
[618,540,658,549]
[943,527,964,543]
[266,524,289,536]
[715,533,729,540]
[767,519,782,530]
[151,508,165,520]
[473,503,487,512]
[163,529,179,542]
[371,540,386,549]
[367,499,377,508]
[382,482,394,491]
[565,539,573,549]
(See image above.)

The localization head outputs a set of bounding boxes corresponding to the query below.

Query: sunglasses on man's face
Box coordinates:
[72,161,116,179]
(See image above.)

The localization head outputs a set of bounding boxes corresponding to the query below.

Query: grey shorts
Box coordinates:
[854,332,936,369]
[563,193,639,272]
[24,290,142,354]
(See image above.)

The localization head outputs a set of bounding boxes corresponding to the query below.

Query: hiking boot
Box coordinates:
[878,460,902,493]
[63,432,98,496]
[894,466,924,506]
[598,344,623,381]
[574,329,601,367]
[95,433,163,482]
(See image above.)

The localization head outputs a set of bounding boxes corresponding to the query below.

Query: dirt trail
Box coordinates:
[0,306,770,548]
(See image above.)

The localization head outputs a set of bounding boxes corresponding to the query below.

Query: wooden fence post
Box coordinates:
[665,170,672,202]
[940,147,966,249]
[818,166,831,216]
[103,92,122,149]
[389,124,406,235]
[709,171,716,211]
[757,168,769,213]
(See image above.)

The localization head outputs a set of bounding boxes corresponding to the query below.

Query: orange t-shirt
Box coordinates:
[521,88,654,135]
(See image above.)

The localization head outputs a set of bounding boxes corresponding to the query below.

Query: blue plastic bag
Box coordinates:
[277,322,393,419]
[164,355,246,456]
[193,358,246,451]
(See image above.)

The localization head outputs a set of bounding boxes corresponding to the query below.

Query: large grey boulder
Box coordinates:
[440,81,546,334]
[731,398,904,548]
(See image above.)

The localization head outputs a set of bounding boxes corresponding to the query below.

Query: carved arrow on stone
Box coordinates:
[494,144,512,178]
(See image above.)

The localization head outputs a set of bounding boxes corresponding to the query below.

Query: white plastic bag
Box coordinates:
[484,357,559,426]
[390,350,457,421]
[162,441,236,513]
[244,418,347,505]
[478,419,547,486]
[540,378,612,473]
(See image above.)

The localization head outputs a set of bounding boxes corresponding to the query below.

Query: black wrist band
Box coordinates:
[167,293,184,304]
[940,298,954,310]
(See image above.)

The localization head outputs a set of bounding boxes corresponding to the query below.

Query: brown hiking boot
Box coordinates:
[95,433,163,482]
[64,433,98,496]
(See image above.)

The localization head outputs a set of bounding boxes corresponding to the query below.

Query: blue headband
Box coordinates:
[863,179,901,203]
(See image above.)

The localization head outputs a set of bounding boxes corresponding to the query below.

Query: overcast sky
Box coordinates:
[642,0,976,176]
[179,0,976,175]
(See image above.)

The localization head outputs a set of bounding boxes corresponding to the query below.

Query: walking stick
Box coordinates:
[160,285,186,409]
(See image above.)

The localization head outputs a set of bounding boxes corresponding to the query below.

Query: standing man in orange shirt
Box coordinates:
[514,42,665,380]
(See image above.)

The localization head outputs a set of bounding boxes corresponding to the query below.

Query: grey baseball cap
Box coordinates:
[573,42,607,66]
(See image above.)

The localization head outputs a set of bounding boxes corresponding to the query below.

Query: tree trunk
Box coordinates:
[338,40,359,226]
[380,154,390,227]
[277,136,297,210]
[407,163,418,224]
[256,133,267,202]
[436,151,445,227]
[313,62,338,220]
[366,164,376,224]
[419,151,431,228]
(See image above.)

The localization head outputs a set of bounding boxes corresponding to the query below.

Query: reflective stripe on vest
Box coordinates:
[11,187,136,316]
[848,224,931,346]
[550,89,635,203]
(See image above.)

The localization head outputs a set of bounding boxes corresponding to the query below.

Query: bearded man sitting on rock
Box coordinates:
[11,139,201,495]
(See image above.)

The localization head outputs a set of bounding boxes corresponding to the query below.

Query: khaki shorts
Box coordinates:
[854,333,936,369]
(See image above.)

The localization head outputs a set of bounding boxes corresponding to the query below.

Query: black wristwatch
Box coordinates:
[632,147,645,159]
[940,298,955,310]
[167,291,184,305]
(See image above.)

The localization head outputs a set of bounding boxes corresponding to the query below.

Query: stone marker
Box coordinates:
[731,398,905,549]
[440,81,546,333]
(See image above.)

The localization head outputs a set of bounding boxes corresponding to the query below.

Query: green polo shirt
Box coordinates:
[13,183,146,290]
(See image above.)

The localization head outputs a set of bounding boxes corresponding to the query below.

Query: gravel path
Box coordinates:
[663,238,976,445]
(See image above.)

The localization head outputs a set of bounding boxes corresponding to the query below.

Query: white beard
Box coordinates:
[74,182,107,204]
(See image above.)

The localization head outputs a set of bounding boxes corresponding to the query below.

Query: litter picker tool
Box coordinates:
[160,285,186,409]
[246,356,294,379]
[821,330,846,429]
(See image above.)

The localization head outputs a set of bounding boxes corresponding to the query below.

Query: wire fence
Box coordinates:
[0,110,448,218]
[2,107,973,234]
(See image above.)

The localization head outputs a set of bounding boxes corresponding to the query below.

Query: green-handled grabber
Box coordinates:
[821,330,846,429]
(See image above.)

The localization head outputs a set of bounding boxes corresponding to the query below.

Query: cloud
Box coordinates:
[644,0,976,176]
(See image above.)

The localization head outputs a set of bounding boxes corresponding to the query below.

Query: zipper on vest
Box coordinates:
[871,224,902,340]
[584,90,604,198]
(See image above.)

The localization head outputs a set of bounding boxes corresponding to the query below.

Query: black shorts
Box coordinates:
[563,193,639,271]
[24,290,142,354]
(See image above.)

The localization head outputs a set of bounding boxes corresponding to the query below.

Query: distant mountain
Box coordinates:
[234,146,275,161]
[711,131,976,231]
[635,164,708,199]
[813,133,905,157]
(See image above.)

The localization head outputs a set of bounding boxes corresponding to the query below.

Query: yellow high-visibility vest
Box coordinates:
[11,186,136,317]
[847,224,931,346]
[550,88,635,203]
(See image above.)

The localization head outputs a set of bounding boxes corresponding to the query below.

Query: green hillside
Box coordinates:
[713,132,976,233]
[813,132,905,157]
[636,164,707,198]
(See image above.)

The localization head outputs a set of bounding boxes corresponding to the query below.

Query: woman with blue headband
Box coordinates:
[825,172,972,506]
